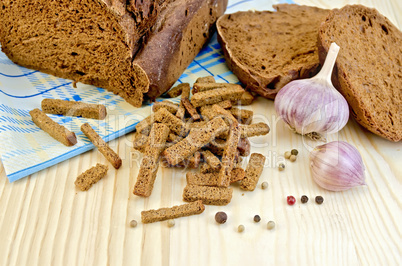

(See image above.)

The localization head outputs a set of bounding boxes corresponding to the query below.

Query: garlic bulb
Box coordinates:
[274,43,349,140]
[309,141,366,191]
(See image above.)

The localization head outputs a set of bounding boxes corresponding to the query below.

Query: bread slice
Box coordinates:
[0,0,227,107]
[318,5,402,142]
[216,4,330,99]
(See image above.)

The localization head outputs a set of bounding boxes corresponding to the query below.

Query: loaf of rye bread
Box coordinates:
[318,5,401,142]
[216,4,330,99]
[0,0,227,107]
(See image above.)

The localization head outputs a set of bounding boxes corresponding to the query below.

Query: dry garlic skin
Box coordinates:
[309,141,366,191]
[275,79,349,135]
[274,43,349,140]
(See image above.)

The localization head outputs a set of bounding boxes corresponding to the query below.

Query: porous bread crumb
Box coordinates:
[190,85,245,107]
[152,100,179,114]
[141,200,205,223]
[237,138,251,157]
[135,114,154,135]
[183,184,233,205]
[192,82,238,94]
[217,5,330,99]
[217,123,241,187]
[186,168,245,186]
[75,163,108,191]
[175,83,191,120]
[201,150,222,170]
[133,123,170,197]
[181,97,201,121]
[230,108,253,124]
[195,76,215,84]
[232,91,254,106]
[240,153,266,191]
[81,123,122,169]
[162,117,228,166]
[318,5,402,142]
[154,107,188,135]
[167,83,190,98]
[29,108,77,146]
[240,122,270,138]
[132,132,149,153]
[41,98,107,120]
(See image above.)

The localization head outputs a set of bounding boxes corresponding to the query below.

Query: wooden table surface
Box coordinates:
[0,1,401,265]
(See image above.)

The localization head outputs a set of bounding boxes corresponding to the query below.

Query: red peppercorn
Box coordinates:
[287,196,296,205]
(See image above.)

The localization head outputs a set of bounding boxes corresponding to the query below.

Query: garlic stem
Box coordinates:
[314,42,340,83]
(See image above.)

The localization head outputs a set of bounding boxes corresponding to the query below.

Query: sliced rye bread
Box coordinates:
[216,4,330,99]
[0,0,227,107]
[318,5,402,142]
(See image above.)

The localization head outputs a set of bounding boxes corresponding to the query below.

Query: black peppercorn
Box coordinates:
[215,212,227,224]
[291,149,299,156]
[315,196,324,204]
[253,215,261,223]
[301,195,309,203]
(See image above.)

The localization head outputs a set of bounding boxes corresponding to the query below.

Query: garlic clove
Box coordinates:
[309,141,366,191]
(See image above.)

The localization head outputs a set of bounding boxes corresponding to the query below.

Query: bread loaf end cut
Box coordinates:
[318,5,402,142]
[0,0,162,107]
[135,0,228,101]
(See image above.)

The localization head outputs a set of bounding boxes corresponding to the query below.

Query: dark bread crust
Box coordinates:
[135,0,228,100]
[216,4,330,99]
[127,0,166,39]
[318,5,402,142]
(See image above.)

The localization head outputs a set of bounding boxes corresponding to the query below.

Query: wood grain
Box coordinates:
[0,1,401,265]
